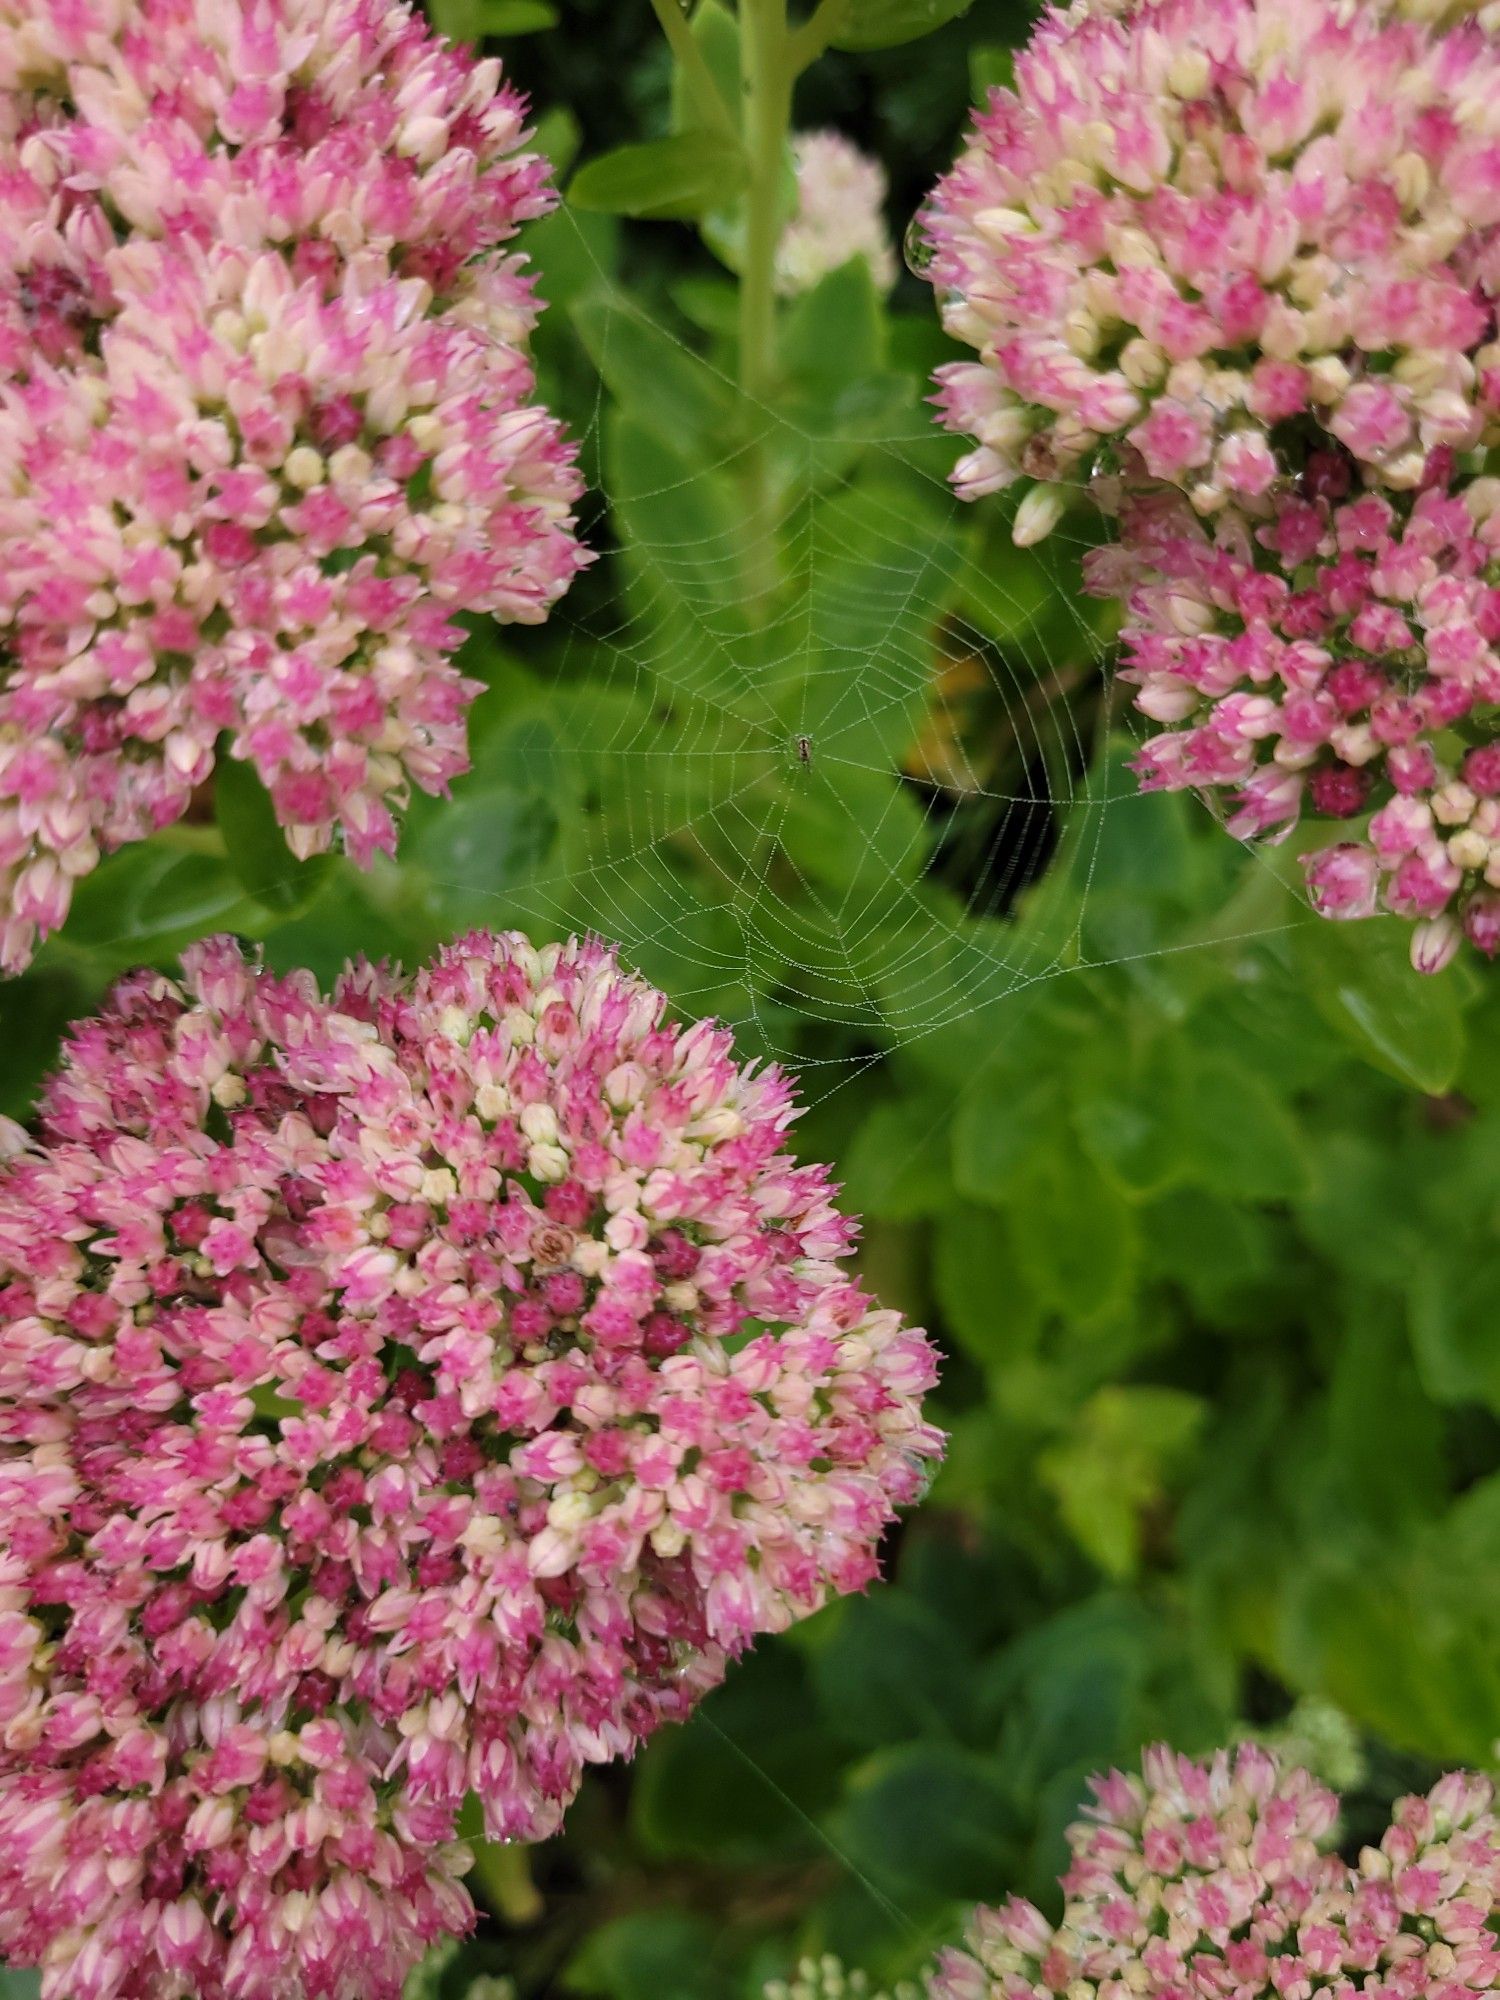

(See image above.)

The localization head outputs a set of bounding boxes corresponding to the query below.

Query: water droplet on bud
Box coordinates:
[903,214,936,280]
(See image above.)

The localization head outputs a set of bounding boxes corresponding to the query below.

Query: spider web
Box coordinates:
[385,204,1318,1105]
[10,198,1327,1131]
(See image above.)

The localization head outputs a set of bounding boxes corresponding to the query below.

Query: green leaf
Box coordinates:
[1409,1258,1500,1413]
[837,1744,1018,1899]
[831,0,976,50]
[1008,1137,1139,1322]
[1073,1035,1187,1198]
[842,1096,951,1221]
[1141,1188,1281,1323]
[952,1075,1059,1204]
[989,1597,1151,1795]
[810,1593,974,1750]
[1323,1301,1445,1530]
[478,0,557,27]
[969,44,1016,96]
[525,203,620,323]
[770,763,930,900]
[215,756,332,916]
[532,105,582,177]
[404,713,565,929]
[402,1940,458,2000]
[1068,742,1207,942]
[1297,918,1467,1094]
[1039,1387,1206,1579]
[569,134,748,221]
[604,416,760,708]
[0,1974,41,2000]
[255,869,416,986]
[1290,1126,1414,1281]
[669,0,740,136]
[249,1382,304,1423]
[631,1650,845,1864]
[0,969,85,1120]
[669,273,739,338]
[426,0,556,35]
[1282,1494,1500,1765]
[468,1840,543,1925]
[989,1593,1228,1895]
[781,260,885,405]
[1177,1048,1309,1202]
[765,468,957,758]
[48,837,261,974]
[573,295,740,449]
[564,1913,728,2000]
[933,1203,1043,1366]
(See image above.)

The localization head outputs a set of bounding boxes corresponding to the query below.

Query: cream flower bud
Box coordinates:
[1012,483,1069,547]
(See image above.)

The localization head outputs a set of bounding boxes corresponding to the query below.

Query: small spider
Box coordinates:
[796,735,813,767]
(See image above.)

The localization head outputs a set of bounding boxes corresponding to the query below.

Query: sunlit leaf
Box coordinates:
[832,0,977,51]
[569,134,748,221]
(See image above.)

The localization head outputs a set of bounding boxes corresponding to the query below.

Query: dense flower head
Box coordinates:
[916,0,1500,962]
[776,131,898,298]
[916,0,1500,513]
[0,930,939,2000]
[0,0,587,974]
[1090,456,1500,967]
[766,1956,918,2000]
[928,1743,1500,2000]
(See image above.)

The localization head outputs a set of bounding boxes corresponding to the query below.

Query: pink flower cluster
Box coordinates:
[776,132,898,299]
[916,0,1500,964]
[0,0,586,974]
[918,0,1500,510]
[929,1744,1500,2000]
[0,930,939,2000]
[1096,467,1500,968]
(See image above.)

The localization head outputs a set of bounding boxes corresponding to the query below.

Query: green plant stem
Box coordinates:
[738,0,792,404]
[646,0,738,138]
[787,0,851,68]
[469,1841,543,1926]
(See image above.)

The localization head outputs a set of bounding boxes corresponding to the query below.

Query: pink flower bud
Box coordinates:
[1411,913,1462,973]
[1305,843,1380,921]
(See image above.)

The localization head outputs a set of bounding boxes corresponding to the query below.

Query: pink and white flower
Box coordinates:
[777,131,898,298]
[1094,464,1500,967]
[929,1745,1500,2000]
[0,0,587,974]
[0,930,940,1999]
[915,0,1500,524]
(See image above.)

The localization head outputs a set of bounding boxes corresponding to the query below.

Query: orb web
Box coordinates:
[23,206,1332,1119]
[374,216,1328,1097]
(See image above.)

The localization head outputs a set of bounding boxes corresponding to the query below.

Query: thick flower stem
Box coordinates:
[738,0,792,404]
[733,0,795,614]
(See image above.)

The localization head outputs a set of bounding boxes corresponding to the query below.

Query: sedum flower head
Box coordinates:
[776,131,898,298]
[0,930,940,2000]
[766,1954,920,2000]
[1091,459,1500,966]
[928,1744,1500,2000]
[1237,1697,1367,1795]
[916,0,1500,515]
[917,0,1500,961]
[0,0,587,974]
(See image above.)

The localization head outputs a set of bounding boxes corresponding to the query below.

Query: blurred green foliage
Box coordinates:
[8,3,1500,1998]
